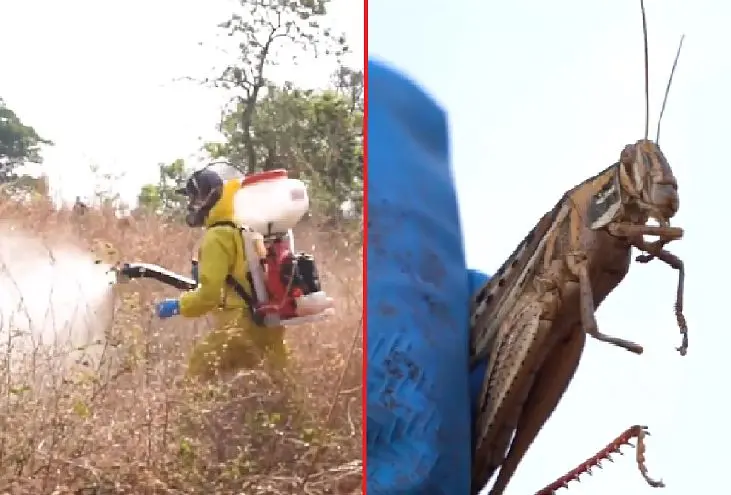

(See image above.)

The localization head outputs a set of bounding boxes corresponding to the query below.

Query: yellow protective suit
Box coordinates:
[179,179,289,379]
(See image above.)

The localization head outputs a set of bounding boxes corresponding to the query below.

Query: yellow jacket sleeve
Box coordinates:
[179,227,234,318]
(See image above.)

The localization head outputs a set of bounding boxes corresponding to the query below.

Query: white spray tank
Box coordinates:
[233,169,310,235]
[232,169,334,326]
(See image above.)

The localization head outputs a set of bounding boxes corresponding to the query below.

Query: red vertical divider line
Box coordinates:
[361,0,369,492]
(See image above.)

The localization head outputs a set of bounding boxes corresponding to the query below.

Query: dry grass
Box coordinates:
[0,196,363,495]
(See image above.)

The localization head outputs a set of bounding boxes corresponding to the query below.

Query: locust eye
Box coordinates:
[619,144,635,164]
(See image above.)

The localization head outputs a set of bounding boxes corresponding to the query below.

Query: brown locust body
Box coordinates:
[469,140,686,495]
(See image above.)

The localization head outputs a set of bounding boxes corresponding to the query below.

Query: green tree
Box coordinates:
[206,80,362,217]
[137,159,188,217]
[331,65,364,114]
[327,65,363,213]
[137,183,163,212]
[0,98,52,181]
[212,0,349,173]
[161,0,361,221]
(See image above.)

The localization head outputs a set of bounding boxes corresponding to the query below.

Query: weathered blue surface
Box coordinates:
[468,269,491,418]
[366,59,473,495]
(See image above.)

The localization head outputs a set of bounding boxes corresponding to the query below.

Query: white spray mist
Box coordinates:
[0,225,114,365]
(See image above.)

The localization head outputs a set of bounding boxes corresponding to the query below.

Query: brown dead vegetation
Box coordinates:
[0,196,363,495]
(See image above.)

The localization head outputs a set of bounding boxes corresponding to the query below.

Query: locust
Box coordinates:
[468,3,687,494]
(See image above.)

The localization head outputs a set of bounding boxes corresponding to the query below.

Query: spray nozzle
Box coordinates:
[104,262,197,291]
[106,263,132,285]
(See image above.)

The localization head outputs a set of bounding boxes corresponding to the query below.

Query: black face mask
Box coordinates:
[184,187,222,227]
[178,169,224,228]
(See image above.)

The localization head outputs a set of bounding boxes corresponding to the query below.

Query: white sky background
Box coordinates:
[370,0,728,493]
[0,0,363,207]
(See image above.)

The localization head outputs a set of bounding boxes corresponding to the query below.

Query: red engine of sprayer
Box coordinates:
[259,237,298,319]
[254,236,321,321]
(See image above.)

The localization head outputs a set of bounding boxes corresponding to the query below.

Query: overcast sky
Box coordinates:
[370,0,728,493]
[0,0,362,207]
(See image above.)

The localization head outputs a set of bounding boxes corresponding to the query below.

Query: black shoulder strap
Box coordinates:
[207,221,260,313]
[208,220,238,230]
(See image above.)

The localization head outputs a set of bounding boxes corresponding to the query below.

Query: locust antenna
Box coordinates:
[655,35,685,144]
[640,0,650,140]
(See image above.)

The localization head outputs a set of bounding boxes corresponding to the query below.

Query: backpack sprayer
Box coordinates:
[113,169,335,327]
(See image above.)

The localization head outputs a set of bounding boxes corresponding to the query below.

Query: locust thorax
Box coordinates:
[618,139,679,226]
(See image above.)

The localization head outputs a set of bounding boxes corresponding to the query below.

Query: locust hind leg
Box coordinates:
[472,269,564,495]
[566,251,644,354]
[487,327,586,495]
[471,300,554,495]
[632,425,666,488]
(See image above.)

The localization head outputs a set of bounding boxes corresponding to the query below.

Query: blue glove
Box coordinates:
[191,261,199,283]
[156,298,180,318]
[367,59,491,495]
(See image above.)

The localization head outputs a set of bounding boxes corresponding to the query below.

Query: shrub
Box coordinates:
[0,197,362,494]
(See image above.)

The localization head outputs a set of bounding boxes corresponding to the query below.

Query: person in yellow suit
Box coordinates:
[155,167,289,379]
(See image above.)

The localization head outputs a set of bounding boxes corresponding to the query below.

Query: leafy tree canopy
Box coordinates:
[137,158,188,218]
[137,0,362,221]
[206,82,362,216]
[0,98,52,181]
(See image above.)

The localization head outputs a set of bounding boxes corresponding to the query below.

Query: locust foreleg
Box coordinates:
[606,223,684,242]
[605,222,687,355]
[632,237,688,355]
[472,268,564,495]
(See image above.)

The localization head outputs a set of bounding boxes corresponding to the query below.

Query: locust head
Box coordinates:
[616,1,685,228]
[618,139,679,226]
